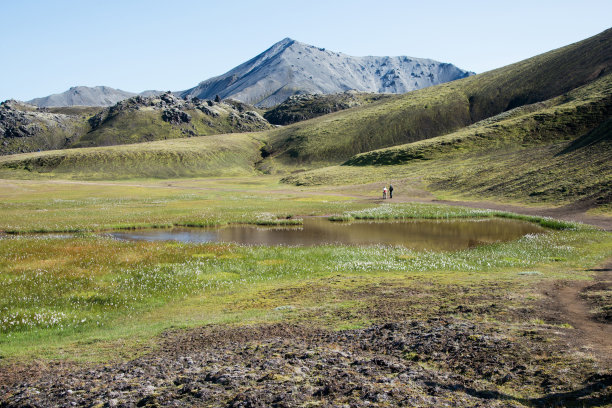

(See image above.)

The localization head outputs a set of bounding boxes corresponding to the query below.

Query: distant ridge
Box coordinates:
[179,38,474,107]
[28,86,137,107]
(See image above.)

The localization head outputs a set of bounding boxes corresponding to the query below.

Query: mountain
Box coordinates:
[27,86,138,107]
[264,28,612,165]
[179,38,474,107]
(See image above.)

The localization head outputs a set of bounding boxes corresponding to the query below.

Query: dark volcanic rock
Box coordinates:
[264,91,392,125]
[2,318,607,407]
[162,108,192,125]
[0,100,87,154]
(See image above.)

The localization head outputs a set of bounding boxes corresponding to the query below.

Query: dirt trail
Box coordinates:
[550,260,612,362]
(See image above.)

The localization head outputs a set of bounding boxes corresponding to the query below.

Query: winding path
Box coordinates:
[553,260,612,362]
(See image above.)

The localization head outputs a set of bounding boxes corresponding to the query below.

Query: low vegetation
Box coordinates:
[1,225,606,352]
[0,133,266,180]
[0,182,610,405]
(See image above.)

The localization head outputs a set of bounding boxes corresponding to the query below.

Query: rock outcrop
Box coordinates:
[264,91,393,125]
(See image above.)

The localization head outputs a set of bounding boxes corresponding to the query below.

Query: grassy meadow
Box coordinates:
[0,177,610,365]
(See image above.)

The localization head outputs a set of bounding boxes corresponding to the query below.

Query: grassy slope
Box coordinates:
[0,133,266,180]
[264,28,612,166]
[344,73,612,165]
[283,74,612,207]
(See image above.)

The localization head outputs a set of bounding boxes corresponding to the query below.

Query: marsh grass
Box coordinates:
[0,179,609,361]
[1,223,609,360]
[0,178,355,233]
[329,203,587,231]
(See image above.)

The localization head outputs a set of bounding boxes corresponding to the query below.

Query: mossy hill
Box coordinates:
[263,28,612,166]
[0,133,264,179]
[284,73,611,207]
[0,93,271,155]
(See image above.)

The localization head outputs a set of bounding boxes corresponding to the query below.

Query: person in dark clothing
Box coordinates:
[389,184,394,199]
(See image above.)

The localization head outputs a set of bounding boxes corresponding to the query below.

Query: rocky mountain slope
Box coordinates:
[0,93,270,155]
[264,91,393,125]
[180,38,473,107]
[0,100,95,154]
[76,92,270,148]
[27,86,139,107]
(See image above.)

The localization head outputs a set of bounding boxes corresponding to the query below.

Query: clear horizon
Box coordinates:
[1,0,610,102]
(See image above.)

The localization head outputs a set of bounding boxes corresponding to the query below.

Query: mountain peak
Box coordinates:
[180,40,473,107]
[277,37,295,45]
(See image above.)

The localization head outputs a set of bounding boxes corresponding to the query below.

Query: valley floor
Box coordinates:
[0,176,611,407]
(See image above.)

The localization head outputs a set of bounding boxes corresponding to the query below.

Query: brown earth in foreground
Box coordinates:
[1,262,611,407]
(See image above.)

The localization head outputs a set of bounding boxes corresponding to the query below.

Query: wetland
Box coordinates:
[109,217,545,251]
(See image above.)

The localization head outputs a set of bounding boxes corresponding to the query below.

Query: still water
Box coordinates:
[109,218,544,251]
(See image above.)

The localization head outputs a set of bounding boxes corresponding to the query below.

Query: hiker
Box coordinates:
[383,186,387,199]
[389,184,394,199]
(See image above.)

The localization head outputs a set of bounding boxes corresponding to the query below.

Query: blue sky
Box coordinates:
[1,0,610,102]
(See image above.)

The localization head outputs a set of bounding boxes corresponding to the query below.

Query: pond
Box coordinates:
[108,217,544,251]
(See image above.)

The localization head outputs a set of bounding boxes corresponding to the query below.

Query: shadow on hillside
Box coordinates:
[556,118,612,156]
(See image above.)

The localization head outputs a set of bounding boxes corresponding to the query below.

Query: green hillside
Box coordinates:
[344,73,612,166]
[75,94,271,148]
[0,133,264,179]
[263,28,612,166]
[283,74,612,206]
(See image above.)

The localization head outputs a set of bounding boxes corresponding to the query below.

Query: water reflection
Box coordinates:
[109,218,544,251]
